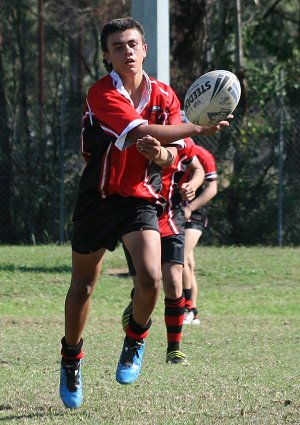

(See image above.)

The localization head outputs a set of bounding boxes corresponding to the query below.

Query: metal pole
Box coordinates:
[131,0,170,85]
[59,70,66,244]
[277,69,284,247]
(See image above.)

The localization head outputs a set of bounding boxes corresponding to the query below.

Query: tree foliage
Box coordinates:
[0,0,299,245]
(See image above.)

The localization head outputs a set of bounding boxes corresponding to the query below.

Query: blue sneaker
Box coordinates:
[116,337,145,384]
[60,358,83,409]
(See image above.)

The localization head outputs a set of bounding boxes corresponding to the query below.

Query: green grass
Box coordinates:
[0,245,299,424]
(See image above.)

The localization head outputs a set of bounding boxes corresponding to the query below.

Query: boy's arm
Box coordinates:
[128,119,232,146]
[180,156,205,202]
[188,179,218,212]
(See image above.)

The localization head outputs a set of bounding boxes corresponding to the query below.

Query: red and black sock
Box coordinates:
[164,296,185,353]
[183,289,192,311]
[192,307,199,317]
[61,337,83,361]
[126,313,152,343]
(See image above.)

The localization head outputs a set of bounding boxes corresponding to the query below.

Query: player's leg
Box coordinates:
[60,248,106,409]
[182,251,193,312]
[183,228,201,303]
[188,249,201,325]
[161,235,188,365]
[162,262,187,365]
[60,193,130,407]
[65,249,106,344]
[120,262,135,332]
[183,228,202,325]
[189,249,199,317]
[123,229,161,324]
[116,229,162,384]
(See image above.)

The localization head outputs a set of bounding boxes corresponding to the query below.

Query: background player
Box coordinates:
[123,137,205,364]
[182,145,218,325]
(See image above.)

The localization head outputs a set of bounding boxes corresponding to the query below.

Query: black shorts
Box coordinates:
[124,232,185,276]
[161,233,185,265]
[185,208,208,231]
[72,195,159,254]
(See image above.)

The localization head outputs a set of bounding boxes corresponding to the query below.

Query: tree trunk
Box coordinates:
[234,0,247,116]
[170,0,209,103]
[0,32,15,242]
[15,4,35,242]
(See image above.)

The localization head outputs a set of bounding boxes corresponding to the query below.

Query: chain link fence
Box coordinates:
[0,100,299,246]
[197,107,300,246]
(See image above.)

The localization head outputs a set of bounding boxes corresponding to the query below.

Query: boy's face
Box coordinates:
[103,29,147,77]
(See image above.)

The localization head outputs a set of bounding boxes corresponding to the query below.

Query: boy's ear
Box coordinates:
[143,43,147,59]
[103,52,111,64]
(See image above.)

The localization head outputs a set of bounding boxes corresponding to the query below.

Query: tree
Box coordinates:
[0,24,15,242]
[0,0,299,245]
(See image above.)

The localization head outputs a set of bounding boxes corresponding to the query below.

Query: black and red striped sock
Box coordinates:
[61,337,83,361]
[192,307,199,317]
[164,296,185,353]
[183,289,192,311]
[126,314,152,342]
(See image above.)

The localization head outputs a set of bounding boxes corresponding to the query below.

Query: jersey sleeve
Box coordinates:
[184,138,197,159]
[86,79,147,151]
[195,146,217,180]
[166,86,183,125]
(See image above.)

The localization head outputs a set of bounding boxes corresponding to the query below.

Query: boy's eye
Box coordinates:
[113,41,140,53]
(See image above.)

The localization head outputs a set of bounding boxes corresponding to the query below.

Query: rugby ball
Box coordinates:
[184,70,241,126]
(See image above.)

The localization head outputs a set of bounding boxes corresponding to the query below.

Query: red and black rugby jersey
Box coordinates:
[182,145,217,183]
[194,145,217,181]
[78,71,183,207]
[159,138,197,237]
[180,145,217,188]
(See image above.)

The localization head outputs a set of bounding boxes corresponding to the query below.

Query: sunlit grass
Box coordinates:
[0,245,299,424]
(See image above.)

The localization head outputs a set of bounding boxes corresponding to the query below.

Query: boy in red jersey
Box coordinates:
[182,145,218,325]
[59,17,232,409]
[156,139,204,363]
[122,138,204,365]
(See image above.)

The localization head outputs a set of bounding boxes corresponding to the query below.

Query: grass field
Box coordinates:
[0,245,299,424]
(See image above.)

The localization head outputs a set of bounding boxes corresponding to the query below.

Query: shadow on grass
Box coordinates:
[0,264,71,274]
[0,264,130,277]
[0,405,65,422]
[104,267,130,278]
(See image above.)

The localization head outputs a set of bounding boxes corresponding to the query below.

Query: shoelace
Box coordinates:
[127,342,141,357]
[63,360,80,371]
[122,341,142,366]
[62,360,81,391]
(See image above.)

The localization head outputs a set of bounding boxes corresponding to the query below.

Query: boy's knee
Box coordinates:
[69,277,96,301]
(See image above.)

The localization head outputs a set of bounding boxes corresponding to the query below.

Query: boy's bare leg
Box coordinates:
[64,248,106,346]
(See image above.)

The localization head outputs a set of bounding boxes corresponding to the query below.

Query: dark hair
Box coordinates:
[100,17,146,72]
